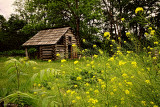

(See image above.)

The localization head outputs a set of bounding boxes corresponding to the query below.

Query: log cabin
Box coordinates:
[22,27,78,60]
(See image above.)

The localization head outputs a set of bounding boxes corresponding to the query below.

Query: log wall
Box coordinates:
[38,29,78,60]
[39,45,55,60]
[65,29,77,59]
[56,45,65,59]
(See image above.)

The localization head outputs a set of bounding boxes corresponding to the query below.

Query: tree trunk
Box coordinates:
[76,0,80,47]
[25,47,29,58]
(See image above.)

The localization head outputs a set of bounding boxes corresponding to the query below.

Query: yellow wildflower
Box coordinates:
[90,61,94,65]
[99,49,103,54]
[33,67,36,70]
[74,60,79,64]
[111,77,116,82]
[38,84,41,87]
[148,27,152,30]
[71,91,76,95]
[154,41,158,45]
[33,83,36,87]
[110,92,114,95]
[108,57,114,61]
[145,80,150,84]
[153,105,158,107]
[89,88,93,91]
[76,76,82,80]
[126,32,131,37]
[121,97,125,104]
[85,49,88,51]
[93,45,97,48]
[76,96,81,100]
[66,90,71,93]
[92,99,98,104]
[93,54,98,58]
[124,41,126,43]
[125,90,130,94]
[101,85,106,89]
[121,18,125,21]
[141,101,146,106]
[88,98,98,104]
[150,30,155,36]
[122,73,128,78]
[126,82,133,85]
[72,44,76,47]
[112,40,115,43]
[41,94,46,97]
[119,83,122,86]
[61,59,66,63]
[94,89,99,94]
[150,101,154,105]
[119,60,126,66]
[101,70,104,73]
[85,83,90,86]
[135,7,144,14]
[117,51,122,55]
[145,32,149,36]
[34,92,37,95]
[56,53,60,57]
[72,100,76,103]
[127,51,131,54]
[86,91,89,94]
[131,61,137,67]
[48,60,52,63]
[51,87,54,90]
[104,32,110,37]
[113,89,117,92]
[106,63,110,66]
[74,85,78,88]
[86,64,90,67]
[153,57,157,60]
[98,78,102,82]
[83,39,86,43]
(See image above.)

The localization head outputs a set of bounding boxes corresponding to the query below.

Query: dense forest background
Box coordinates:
[0,0,159,54]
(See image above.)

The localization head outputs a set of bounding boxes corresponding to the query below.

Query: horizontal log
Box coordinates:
[41,46,53,48]
[42,56,52,58]
[43,59,52,61]
[42,49,53,51]
[56,50,65,52]
[42,51,52,53]
[42,54,52,56]
[56,45,65,47]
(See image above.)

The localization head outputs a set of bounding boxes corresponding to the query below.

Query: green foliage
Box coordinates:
[0,91,38,106]
[0,48,37,56]
[0,50,25,56]
[0,14,27,51]
[31,68,61,84]
[14,0,103,46]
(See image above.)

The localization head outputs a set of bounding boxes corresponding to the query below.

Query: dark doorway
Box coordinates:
[68,45,72,58]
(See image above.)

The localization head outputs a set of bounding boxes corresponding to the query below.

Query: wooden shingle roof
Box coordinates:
[22,27,71,46]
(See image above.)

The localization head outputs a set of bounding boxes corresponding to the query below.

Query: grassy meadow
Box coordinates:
[0,48,160,107]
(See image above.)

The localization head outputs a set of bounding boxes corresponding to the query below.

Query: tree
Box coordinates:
[14,0,103,47]
[0,14,27,51]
